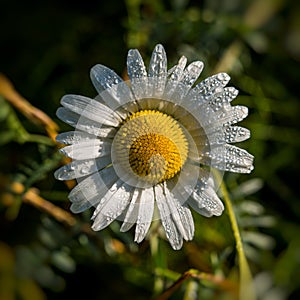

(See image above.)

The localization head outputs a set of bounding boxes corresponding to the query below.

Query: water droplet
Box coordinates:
[80,166,90,175]
[109,185,118,193]
[214,87,224,94]
[217,73,225,81]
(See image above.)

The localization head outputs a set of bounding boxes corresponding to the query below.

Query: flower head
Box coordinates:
[55,44,254,250]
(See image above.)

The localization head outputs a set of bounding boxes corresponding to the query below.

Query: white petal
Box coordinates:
[60,140,111,160]
[192,72,230,96]
[189,184,224,216]
[56,108,116,137]
[201,144,254,173]
[95,94,130,120]
[56,131,97,145]
[128,78,149,102]
[149,44,167,78]
[181,101,248,129]
[148,44,167,97]
[170,162,203,201]
[134,188,154,243]
[91,181,133,231]
[61,94,121,126]
[205,126,251,145]
[54,156,111,180]
[91,64,134,110]
[181,61,204,89]
[167,56,187,82]
[155,184,183,250]
[120,189,141,232]
[164,169,201,240]
[127,49,147,79]
[127,49,149,100]
[164,56,187,99]
[223,126,250,143]
[201,105,249,128]
[177,166,210,194]
[164,182,194,241]
[165,61,204,104]
[207,87,239,111]
[188,86,238,111]
[90,64,124,93]
[68,167,118,213]
[188,205,214,217]
[177,206,194,240]
[170,166,221,217]
[100,81,135,111]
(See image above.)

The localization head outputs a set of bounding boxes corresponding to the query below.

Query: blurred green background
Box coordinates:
[0,0,299,299]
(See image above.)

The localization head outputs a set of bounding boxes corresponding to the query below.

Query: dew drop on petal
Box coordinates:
[80,165,90,175]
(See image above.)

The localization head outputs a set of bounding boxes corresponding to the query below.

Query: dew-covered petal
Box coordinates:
[170,160,204,200]
[54,156,111,180]
[100,83,135,111]
[155,184,183,250]
[173,165,223,217]
[127,49,149,100]
[61,94,122,126]
[127,49,147,80]
[164,56,204,109]
[91,181,134,231]
[134,187,154,243]
[224,125,251,142]
[169,61,205,103]
[69,166,118,213]
[167,56,187,82]
[189,206,214,217]
[181,61,204,89]
[164,56,187,99]
[164,176,199,241]
[90,64,124,93]
[148,44,167,97]
[201,105,249,128]
[149,44,167,78]
[56,108,116,138]
[206,126,251,145]
[166,194,194,241]
[188,86,239,110]
[94,94,131,120]
[56,131,97,145]
[60,139,111,160]
[177,166,210,194]
[207,87,239,111]
[192,72,231,97]
[182,88,238,117]
[201,144,254,173]
[91,64,134,110]
[188,184,224,217]
[127,49,147,99]
[120,189,141,232]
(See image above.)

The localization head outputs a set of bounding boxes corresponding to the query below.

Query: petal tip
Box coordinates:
[154,43,165,52]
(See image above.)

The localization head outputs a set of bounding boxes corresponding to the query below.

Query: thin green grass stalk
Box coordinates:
[149,222,165,295]
[183,280,198,300]
[215,171,256,300]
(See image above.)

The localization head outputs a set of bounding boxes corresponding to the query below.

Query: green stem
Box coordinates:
[6,107,54,146]
[25,134,54,146]
[215,171,256,300]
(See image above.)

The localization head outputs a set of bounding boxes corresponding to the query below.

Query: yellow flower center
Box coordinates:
[112,110,188,185]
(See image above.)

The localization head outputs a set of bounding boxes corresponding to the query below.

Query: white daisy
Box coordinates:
[55,44,254,250]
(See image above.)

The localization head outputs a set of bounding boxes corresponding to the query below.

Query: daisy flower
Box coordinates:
[55,44,254,250]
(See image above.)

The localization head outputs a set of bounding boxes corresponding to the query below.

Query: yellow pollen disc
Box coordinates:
[113,110,188,185]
